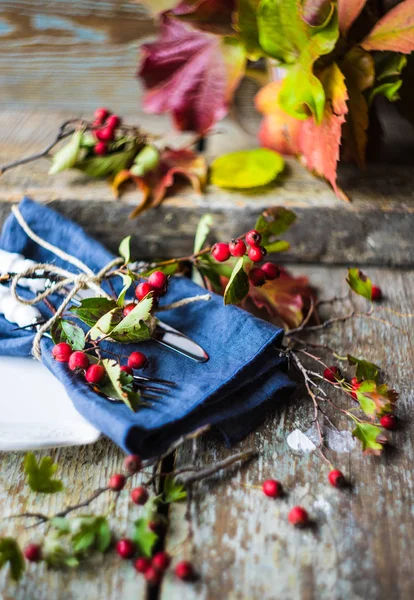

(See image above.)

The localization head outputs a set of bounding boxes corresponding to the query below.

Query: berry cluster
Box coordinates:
[133,552,195,585]
[133,270,169,307]
[211,229,280,287]
[92,107,123,156]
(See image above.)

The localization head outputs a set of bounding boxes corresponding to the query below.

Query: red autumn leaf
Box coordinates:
[247,266,315,330]
[337,0,367,35]
[255,81,303,156]
[138,15,245,133]
[299,62,349,201]
[361,0,414,53]
[112,147,207,218]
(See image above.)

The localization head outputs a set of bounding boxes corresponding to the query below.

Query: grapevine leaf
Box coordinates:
[119,236,131,265]
[224,257,250,305]
[361,0,414,54]
[49,130,84,175]
[163,475,187,503]
[337,0,367,34]
[356,381,398,418]
[69,298,118,327]
[347,355,380,382]
[0,538,25,581]
[100,359,142,411]
[23,452,63,494]
[352,422,385,455]
[194,213,213,254]
[211,148,284,189]
[346,268,372,300]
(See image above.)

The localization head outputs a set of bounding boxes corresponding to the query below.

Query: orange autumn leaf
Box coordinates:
[337,0,367,35]
[361,0,414,54]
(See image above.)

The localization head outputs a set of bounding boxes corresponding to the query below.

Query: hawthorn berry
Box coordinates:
[262,479,282,498]
[85,364,105,384]
[350,377,361,400]
[148,520,164,535]
[128,351,148,370]
[323,366,341,383]
[94,141,108,156]
[261,262,280,280]
[175,560,194,581]
[245,229,262,247]
[328,469,345,488]
[380,414,397,430]
[68,351,90,371]
[145,566,162,585]
[248,245,266,263]
[135,282,153,300]
[120,365,133,376]
[24,543,42,563]
[371,285,382,302]
[95,127,114,142]
[248,267,267,287]
[152,551,171,572]
[211,242,231,262]
[135,557,151,574]
[106,114,121,129]
[52,342,72,363]
[148,270,167,290]
[288,506,309,527]
[229,238,247,257]
[123,303,136,317]
[131,486,148,506]
[108,473,126,491]
[94,107,110,122]
[116,538,136,559]
[124,454,142,474]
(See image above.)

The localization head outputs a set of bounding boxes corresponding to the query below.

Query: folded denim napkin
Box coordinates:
[0,197,295,457]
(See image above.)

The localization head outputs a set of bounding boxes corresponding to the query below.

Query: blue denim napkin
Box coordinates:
[0,198,295,457]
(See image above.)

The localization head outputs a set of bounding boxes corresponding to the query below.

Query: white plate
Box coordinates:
[0,356,100,451]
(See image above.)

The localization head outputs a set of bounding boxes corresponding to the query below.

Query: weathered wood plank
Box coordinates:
[162,266,414,600]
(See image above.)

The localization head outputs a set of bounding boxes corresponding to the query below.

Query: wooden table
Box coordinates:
[1,2,413,598]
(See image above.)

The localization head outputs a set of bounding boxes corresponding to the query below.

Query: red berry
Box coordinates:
[116,538,136,559]
[95,126,114,142]
[124,454,142,474]
[131,486,148,505]
[108,473,126,491]
[371,285,382,301]
[248,267,267,287]
[123,303,136,317]
[135,557,151,574]
[350,377,361,400]
[106,114,121,129]
[261,262,280,280]
[68,351,89,371]
[94,141,108,156]
[120,365,133,376]
[245,230,262,247]
[148,271,168,290]
[229,238,247,257]
[288,506,309,527]
[94,107,110,122]
[211,243,231,262]
[152,551,171,572]
[128,351,148,370]
[175,560,194,581]
[24,543,42,562]
[52,342,72,363]
[85,364,105,384]
[145,566,162,585]
[328,469,345,488]
[262,479,282,498]
[248,245,266,263]
[135,282,153,300]
[380,414,397,430]
[323,366,341,383]
[148,520,164,535]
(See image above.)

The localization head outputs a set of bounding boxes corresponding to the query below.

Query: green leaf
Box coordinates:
[255,207,297,239]
[348,355,380,382]
[369,53,407,105]
[132,518,158,557]
[23,452,63,494]
[236,0,262,57]
[264,240,290,253]
[139,262,179,277]
[194,214,213,254]
[70,297,118,327]
[0,538,25,581]
[352,422,385,454]
[117,274,133,307]
[163,475,187,503]
[43,530,79,568]
[224,257,250,305]
[355,381,398,418]
[76,143,137,178]
[109,296,153,343]
[119,236,131,265]
[369,80,403,104]
[50,318,85,350]
[211,148,284,189]
[100,359,142,411]
[49,130,84,175]
[89,308,123,341]
[50,517,71,534]
[346,268,372,300]
[130,145,160,177]
[71,517,111,554]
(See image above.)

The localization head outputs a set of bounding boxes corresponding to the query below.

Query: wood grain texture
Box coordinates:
[162,266,414,600]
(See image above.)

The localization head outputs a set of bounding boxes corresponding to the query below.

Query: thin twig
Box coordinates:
[178,450,258,485]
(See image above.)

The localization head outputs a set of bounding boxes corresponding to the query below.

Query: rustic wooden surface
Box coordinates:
[0,265,412,599]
